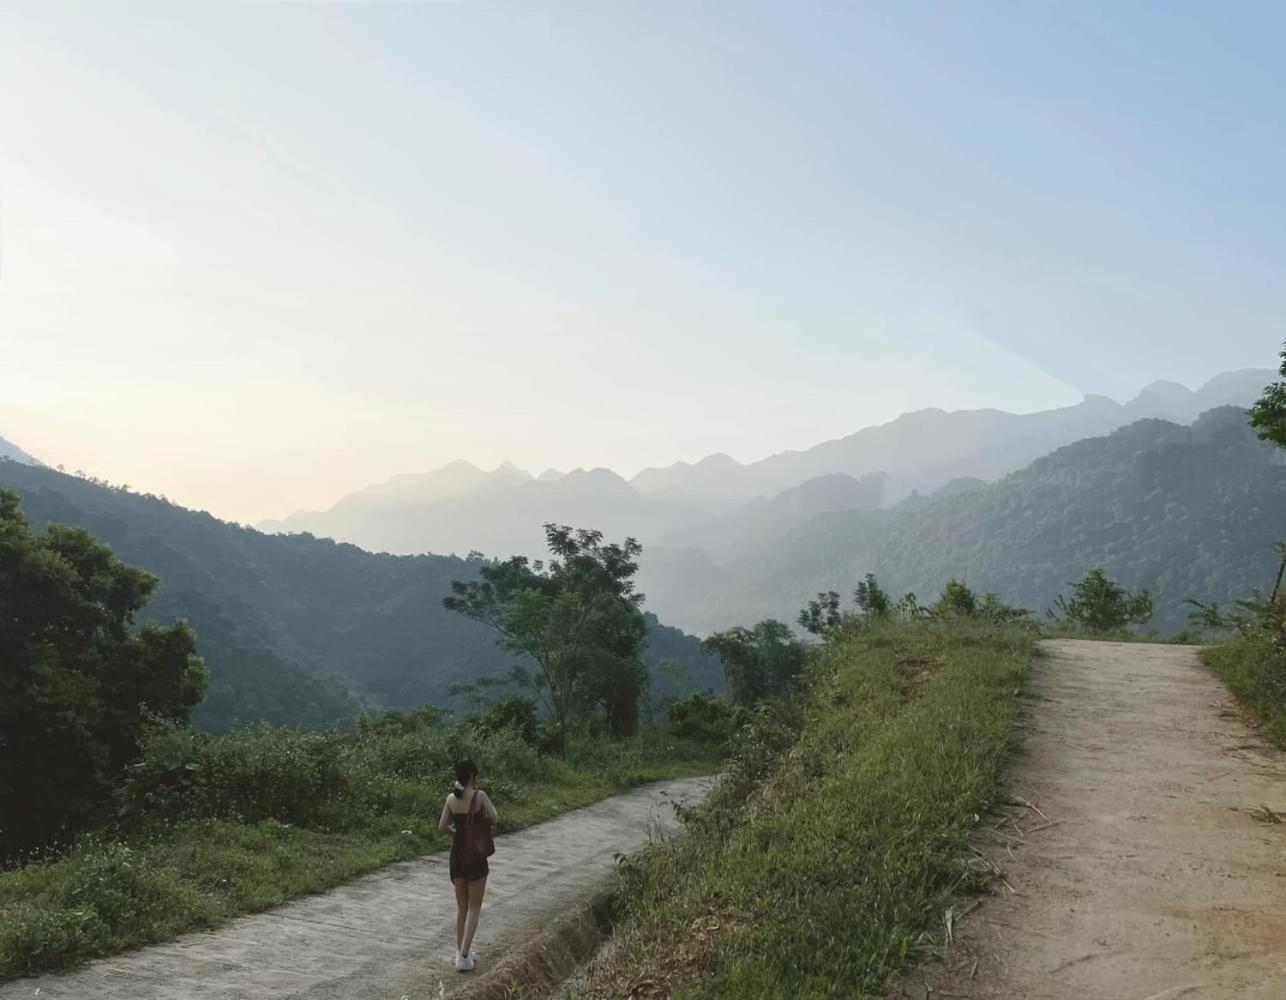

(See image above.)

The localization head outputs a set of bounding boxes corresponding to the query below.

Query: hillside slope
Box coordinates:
[654,407,1285,633]
[0,464,721,730]
[0,439,41,466]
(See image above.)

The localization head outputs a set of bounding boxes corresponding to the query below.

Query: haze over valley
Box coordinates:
[5,6,1286,997]
[246,368,1277,634]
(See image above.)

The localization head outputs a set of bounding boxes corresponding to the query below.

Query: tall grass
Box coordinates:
[1202,633,1286,748]
[574,619,1035,999]
[0,718,720,981]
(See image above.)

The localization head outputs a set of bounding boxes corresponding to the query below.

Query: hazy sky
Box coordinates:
[2,1,1283,523]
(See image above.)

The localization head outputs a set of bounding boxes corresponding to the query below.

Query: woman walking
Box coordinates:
[438,759,498,972]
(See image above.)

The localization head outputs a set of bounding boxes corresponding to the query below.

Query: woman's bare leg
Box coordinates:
[452,878,470,953]
[461,877,487,956]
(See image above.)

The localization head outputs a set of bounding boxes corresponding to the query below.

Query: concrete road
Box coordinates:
[0,777,713,1000]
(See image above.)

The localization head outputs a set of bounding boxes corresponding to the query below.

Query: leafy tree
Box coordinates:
[798,575,892,636]
[797,590,841,636]
[653,659,696,697]
[1249,340,1286,448]
[933,578,979,617]
[1051,568,1152,632]
[447,664,531,711]
[895,592,925,620]
[0,491,208,858]
[977,592,1032,623]
[853,573,891,618]
[701,620,807,707]
[663,690,742,744]
[474,693,541,746]
[1248,351,1286,611]
[442,524,648,754]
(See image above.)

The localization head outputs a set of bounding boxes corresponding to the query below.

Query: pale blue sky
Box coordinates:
[1,1,1282,522]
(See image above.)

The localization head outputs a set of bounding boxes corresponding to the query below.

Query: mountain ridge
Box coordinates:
[252,368,1273,566]
[628,368,1273,502]
[0,462,721,731]
[636,406,1284,635]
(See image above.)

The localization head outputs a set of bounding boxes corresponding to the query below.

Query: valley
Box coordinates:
[5,8,1284,997]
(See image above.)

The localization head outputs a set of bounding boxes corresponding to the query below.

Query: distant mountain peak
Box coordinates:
[1134,379,1194,401]
[695,452,742,469]
[436,458,483,473]
[563,466,628,483]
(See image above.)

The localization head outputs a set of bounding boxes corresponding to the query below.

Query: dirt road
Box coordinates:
[0,777,712,1000]
[902,640,1286,1000]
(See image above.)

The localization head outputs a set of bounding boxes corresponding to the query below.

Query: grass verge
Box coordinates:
[1201,633,1286,748]
[571,620,1035,1000]
[0,732,719,982]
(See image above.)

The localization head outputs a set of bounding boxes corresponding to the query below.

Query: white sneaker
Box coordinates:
[454,953,475,973]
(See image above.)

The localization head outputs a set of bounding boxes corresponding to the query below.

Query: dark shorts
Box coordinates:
[449,853,489,883]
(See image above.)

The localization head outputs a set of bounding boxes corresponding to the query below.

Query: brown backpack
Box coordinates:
[461,790,495,863]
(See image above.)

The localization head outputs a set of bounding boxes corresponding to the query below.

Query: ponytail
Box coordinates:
[453,758,479,798]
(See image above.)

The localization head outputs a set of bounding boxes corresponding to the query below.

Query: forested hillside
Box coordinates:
[652,407,1285,634]
[0,462,720,730]
[255,370,1270,566]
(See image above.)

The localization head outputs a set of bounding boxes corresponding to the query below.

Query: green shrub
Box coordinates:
[120,725,349,829]
[474,694,542,746]
[1051,568,1152,632]
[662,692,743,745]
[933,578,978,617]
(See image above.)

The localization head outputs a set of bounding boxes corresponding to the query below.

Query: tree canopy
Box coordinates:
[443,524,650,752]
[1248,340,1286,449]
[0,490,208,857]
[701,620,808,707]
[1051,568,1153,632]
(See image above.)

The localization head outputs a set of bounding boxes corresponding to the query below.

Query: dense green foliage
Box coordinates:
[0,492,208,860]
[690,408,1285,634]
[1197,354,1286,747]
[661,691,744,745]
[700,620,808,706]
[933,577,978,617]
[0,710,722,980]
[0,464,721,730]
[1050,567,1152,632]
[797,574,893,636]
[1248,341,1286,448]
[575,620,1035,999]
[444,526,650,751]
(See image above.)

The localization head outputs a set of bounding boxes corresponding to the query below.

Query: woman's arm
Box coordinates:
[438,797,454,835]
[480,790,499,824]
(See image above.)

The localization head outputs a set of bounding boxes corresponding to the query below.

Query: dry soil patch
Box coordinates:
[899,640,1286,1000]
